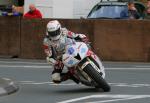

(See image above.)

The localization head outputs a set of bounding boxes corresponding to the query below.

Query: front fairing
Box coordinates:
[62,42,89,67]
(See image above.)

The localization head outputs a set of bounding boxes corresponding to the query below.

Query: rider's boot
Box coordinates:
[52,69,62,83]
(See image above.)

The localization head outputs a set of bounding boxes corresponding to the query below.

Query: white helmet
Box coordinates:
[46,20,61,41]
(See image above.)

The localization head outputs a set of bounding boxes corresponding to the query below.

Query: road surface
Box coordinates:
[0,58,150,103]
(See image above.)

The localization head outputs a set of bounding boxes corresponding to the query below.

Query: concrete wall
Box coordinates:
[19,19,93,59]
[20,19,48,59]
[0,17,20,57]
[0,17,150,62]
[93,20,150,61]
[18,19,150,62]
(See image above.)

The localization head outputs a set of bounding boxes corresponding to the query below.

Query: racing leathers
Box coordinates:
[43,28,88,83]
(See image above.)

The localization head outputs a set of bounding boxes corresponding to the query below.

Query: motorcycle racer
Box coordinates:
[43,20,88,83]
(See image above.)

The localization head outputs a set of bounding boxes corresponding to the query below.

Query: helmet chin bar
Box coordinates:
[49,34,61,42]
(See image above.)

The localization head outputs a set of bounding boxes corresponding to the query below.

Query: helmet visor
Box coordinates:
[50,35,61,41]
[48,28,60,37]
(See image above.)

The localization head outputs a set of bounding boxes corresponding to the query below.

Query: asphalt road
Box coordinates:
[0,58,150,103]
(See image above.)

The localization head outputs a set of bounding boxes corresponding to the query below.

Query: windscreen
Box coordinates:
[88,5,129,19]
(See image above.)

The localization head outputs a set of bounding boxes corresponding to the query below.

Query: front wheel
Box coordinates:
[83,64,111,92]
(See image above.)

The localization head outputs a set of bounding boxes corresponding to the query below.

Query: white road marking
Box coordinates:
[58,95,95,103]
[0,88,6,94]
[2,78,11,81]
[109,83,150,88]
[105,67,150,70]
[135,65,150,68]
[18,81,150,103]
[58,95,150,103]
[19,81,34,83]
[0,65,51,69]
[0,59,150,70]
[88,95,150,103]
[19,81,150,88]
[0,60,48,65]
[19,81,76,86]
[1,64,150,70]
[1,60,150,70]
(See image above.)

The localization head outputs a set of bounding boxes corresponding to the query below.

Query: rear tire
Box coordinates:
[83,64,111,92]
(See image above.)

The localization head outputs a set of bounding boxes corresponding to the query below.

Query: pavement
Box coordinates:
[0,77,19,96]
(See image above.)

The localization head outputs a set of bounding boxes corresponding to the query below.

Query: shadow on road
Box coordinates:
[52,87,104,94]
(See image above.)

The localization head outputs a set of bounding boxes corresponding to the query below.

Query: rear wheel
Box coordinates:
[83,64,111,92]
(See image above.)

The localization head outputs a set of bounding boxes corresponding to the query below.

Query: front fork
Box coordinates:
[74,57,101,87]
[78,57,101,73]
[77,57,101,82]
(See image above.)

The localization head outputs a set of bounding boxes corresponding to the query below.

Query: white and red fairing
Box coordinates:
[62,41,105,78]
[62,42,95,67]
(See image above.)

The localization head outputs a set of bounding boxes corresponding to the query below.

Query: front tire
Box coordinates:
[83,64,111,92]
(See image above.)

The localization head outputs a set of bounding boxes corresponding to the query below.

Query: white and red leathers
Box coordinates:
[43,28,88,83]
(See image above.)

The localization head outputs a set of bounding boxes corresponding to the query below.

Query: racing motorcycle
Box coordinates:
[62,41,111,92]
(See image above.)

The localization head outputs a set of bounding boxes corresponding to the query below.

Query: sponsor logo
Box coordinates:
[68,47,74,55]
[68,60,74,65]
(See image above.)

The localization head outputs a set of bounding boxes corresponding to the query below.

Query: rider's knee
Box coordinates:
[52,73,61,83]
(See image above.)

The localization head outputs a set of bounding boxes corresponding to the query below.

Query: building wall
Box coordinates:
[53,0,73,18]
[35,0,52,18]
[24,0,99,18]
[73,0,100,18]
[0,0,12,5]
[1,17,150,61]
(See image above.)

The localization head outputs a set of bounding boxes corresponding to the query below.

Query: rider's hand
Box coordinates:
[78,34,86,38]
[78,34,89,43]
[74,34,88,43]
[46,57,57,65]
[81,37,89,43]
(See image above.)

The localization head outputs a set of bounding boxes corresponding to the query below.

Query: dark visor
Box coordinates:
[48,28,60,37]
